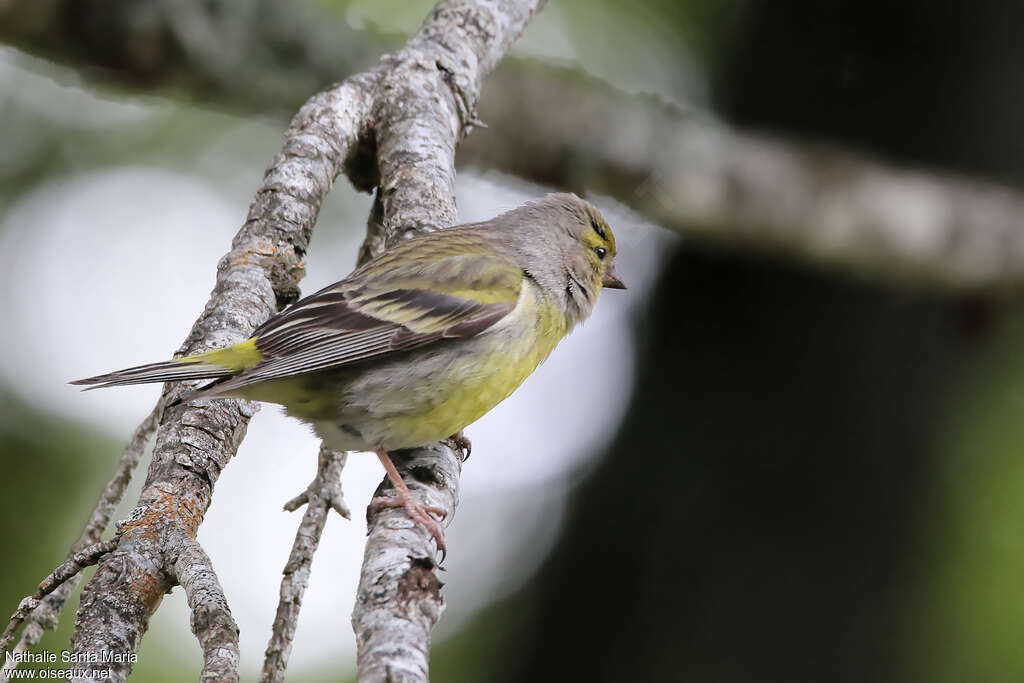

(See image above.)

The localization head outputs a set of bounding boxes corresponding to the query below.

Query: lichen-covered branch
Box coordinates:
[261,446,349,683]
[1,540,117,654]
[67,73,376,681]
[1,398,165,679]
[348,3,545,681]
[165,529,240,683]
[5,1,543,680]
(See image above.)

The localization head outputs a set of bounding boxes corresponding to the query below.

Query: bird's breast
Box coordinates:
[334,286,568,451]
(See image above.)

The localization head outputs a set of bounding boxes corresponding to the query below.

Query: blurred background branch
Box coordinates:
[4,0,1024,293]
[465,64,1024,292]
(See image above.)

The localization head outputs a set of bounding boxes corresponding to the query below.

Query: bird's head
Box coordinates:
[561,196,626,293]
[516,193,626,326]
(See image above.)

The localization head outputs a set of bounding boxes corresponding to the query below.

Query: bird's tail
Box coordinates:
[71,359,231,390]
[71,340,264,390]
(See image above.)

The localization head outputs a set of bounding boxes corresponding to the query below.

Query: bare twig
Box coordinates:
[281,447,350,517]
[1,540,118,680]
[165,529,240,683]
[80,397,169,547]
[260,446,348,683]
[0,398,164,678]
[38,540,121,600]
[1,599,39,660]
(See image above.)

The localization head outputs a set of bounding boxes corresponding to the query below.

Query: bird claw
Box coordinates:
[446,431,472,460]
[369,492,448,561]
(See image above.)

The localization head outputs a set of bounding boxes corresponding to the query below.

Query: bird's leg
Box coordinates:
[445,430,472,459]
[369,448,447,558]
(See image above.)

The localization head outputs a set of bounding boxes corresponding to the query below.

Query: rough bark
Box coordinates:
[261,446,349,683]
[0,1,544,681]
[66,73,376,681]
[4,0,1024,293]
[350,4,546,681]
[165,530,240,683]
[1,399,165,680]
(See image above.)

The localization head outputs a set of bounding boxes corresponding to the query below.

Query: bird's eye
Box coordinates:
[594,246,607,260]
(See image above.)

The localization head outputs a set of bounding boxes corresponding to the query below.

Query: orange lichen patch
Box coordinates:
[121,489,207,540]
[176,497,204,537]
[129,572,165,612]
[223,239,281,269]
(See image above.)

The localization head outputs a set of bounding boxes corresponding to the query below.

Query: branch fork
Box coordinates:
[3,2,545,681]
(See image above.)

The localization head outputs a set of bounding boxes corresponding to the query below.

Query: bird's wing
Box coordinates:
[210,241,524,391]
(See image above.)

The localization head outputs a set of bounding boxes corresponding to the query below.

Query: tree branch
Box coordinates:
[349,4,545,681]
[0,1,548,679]
[6,0,1024,293]
[165,529,240,683]
[1,398,165,679]
[0,0,380,118]
[261,446,349,683]
[463,62,1024,292]
[67,72,377,680]
[1,540,117,661]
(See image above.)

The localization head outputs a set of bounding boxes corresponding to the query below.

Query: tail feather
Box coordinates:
[71,359,232,390]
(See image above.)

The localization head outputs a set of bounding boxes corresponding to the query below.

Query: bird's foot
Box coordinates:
[446,431,472,460]
[372,447,448,560]
[369,492,447,559]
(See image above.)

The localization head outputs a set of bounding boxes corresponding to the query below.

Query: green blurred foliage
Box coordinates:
[908,314,1024,682]
[0,390,113,670]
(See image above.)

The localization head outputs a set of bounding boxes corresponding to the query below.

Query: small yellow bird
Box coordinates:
[74,193,625,553]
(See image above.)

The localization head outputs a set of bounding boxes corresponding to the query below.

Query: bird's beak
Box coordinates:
[602,264,627,290]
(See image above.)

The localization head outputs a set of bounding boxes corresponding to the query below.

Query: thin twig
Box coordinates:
[38,540,121,600]
[261,446,349,683]
[0,398,164,676]
[0,539,118,679]
[166,529,240,683]
[0,599,39,662]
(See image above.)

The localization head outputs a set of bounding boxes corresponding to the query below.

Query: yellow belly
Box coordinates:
[380,343,547,448]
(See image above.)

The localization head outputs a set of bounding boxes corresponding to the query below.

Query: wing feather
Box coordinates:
[202,242,523,395]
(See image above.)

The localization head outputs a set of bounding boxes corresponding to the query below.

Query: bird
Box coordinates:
[73,193,626,556]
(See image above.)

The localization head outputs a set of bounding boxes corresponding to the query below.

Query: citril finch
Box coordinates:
[74,193,626,554]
